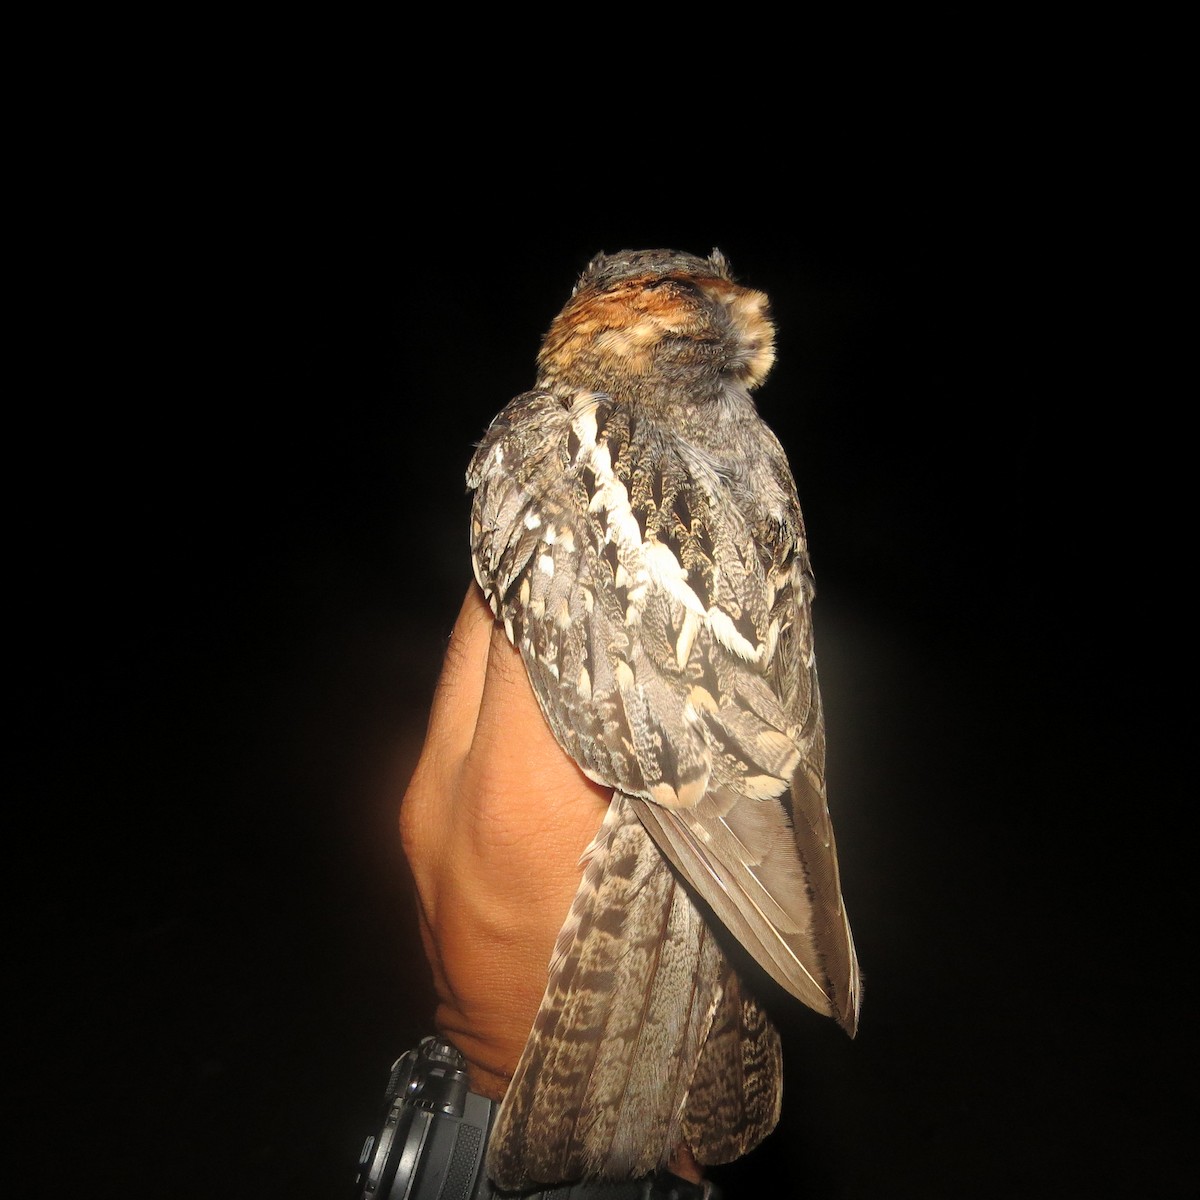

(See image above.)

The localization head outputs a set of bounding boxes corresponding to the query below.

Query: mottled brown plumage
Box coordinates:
[467,248,860,1190]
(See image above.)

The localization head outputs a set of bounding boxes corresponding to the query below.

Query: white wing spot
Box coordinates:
[707,606,761,663]
[643,542,706,617]
[570,402,599,452]
[587,442,643,551]
[676,609,701,668]
[741,773,788,800]
[650,781,679,806]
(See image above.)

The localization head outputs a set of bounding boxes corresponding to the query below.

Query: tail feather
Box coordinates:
[486,793,782,1190]
[683,965,782,1166]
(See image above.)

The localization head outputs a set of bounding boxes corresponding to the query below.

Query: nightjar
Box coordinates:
[466,248,860,1191]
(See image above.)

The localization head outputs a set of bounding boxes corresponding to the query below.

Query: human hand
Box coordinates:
[398,583,611,1101]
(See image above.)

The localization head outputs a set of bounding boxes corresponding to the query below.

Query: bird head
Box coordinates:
[536,248,776,400]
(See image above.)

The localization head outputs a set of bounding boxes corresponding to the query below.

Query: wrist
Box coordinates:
[432,1012,517,1102]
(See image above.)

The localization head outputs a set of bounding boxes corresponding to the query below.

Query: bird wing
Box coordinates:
[470,385,858,1029]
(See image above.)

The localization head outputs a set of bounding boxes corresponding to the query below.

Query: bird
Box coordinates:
[466,247,860,1191]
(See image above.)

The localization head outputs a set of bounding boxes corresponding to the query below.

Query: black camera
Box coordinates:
[353,1037,720,1199]
[353,1036,497,1200]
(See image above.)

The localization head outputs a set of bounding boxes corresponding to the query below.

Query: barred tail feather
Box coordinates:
[488,792,779,1190]
[683,964,783,1167]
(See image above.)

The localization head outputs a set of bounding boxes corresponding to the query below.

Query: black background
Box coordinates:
[11,86,1187,1199]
